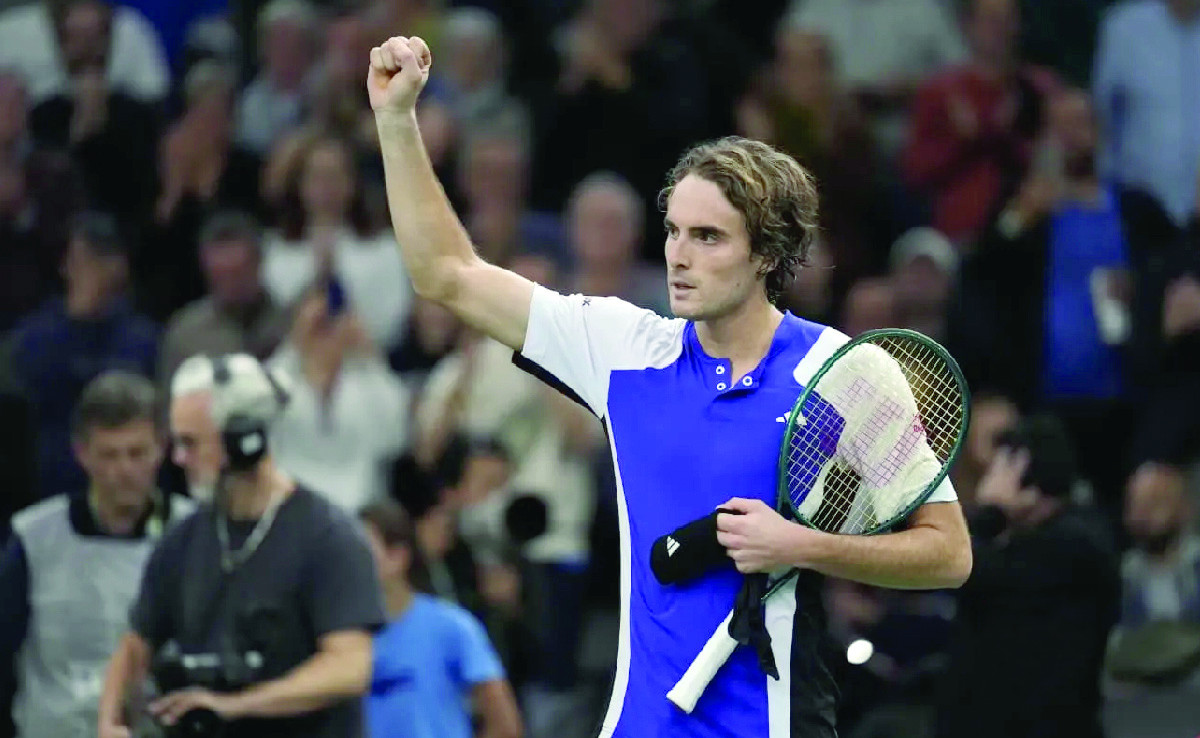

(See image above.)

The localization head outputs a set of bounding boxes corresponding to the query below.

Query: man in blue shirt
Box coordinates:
[950,88,1132,524]
[359,502,521,738]
[366,35,972,738]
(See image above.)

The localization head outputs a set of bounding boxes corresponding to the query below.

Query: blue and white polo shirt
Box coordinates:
[518,286,957,738]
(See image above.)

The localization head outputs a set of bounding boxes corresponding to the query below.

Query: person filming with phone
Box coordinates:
[267,284,412,513]
[950,87,1133,519]
[96,352,386,738]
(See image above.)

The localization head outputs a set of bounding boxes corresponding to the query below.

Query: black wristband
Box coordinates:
[650,508,740,585]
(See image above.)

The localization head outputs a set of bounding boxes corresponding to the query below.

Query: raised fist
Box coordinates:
[367,36,431,117]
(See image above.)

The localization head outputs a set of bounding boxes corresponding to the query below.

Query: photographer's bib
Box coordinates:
[11,495,190,738]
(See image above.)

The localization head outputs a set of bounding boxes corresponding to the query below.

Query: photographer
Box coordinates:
[97,353,385,738]
[935,414,1120,738]
[1,371,191,738]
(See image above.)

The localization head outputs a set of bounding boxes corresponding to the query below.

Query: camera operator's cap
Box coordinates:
[890,227,959,276]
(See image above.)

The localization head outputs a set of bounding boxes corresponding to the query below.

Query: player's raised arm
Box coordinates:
[367,35,533,351]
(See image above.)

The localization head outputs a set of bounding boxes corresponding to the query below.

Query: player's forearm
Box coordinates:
[227,641,370,718]
[98,632,150,728]
[793,524,972,590]
[375,110,478,301]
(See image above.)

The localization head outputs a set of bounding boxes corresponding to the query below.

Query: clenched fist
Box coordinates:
[367,36,432,118]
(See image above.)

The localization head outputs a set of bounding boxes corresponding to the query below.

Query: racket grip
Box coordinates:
[667,609,738,713]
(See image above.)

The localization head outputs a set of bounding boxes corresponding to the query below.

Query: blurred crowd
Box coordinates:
[0,0,1199,735]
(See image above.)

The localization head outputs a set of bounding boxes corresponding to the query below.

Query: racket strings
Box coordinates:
[786,335,966,535]
[884,338,965,465]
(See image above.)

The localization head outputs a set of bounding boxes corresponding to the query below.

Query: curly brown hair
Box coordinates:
[658,136,820,303]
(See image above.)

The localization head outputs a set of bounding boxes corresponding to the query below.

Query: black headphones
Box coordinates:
[211,355,290,472]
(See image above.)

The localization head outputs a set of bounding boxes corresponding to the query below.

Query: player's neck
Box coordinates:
[695,296,783,376]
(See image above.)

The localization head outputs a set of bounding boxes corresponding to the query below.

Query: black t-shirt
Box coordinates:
[131,487,385,738]
[935,505,1120,738]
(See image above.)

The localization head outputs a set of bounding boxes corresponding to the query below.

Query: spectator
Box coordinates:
[359,500,522,738]
[839,277,897,337]
[903,0,1058,245]
[416,328,601,580]
[566,172,668,314]
[950,391,1020,511]
[435,437,540,700]
[434,7,530,142]
[0,0,168,106]
[118,0,226,74]
[0,68,83,319]
[949,89,1133,517]
[823,578,955,736]
[1094,0,1200,226]
[936,414,1119,738]
[155,62,262,225]
[147,60,264,321]
[262,134,411,351]
[1127,201,1200,466]
[396,452,482,611]
[360,0,444,48]
[786,0,966,153]
[157,211,292,395]
[738,25,893,302]
[306,12,378,156]
[97,352,385,738]
[268,291,411,513]
[0,156,57,335]
[236,0,319,156]
[395,437,531,631]
[458,126,565,270]
[1106,462,1200,687]
[888,227,958,342]
[417,322,603,738]
[260,9,394,217]
[782,235,836,325]
[532,0,712,257]
[26,2,159,234]
[0,371,192,738]
[386,296,463,391]
[4,212,157,500]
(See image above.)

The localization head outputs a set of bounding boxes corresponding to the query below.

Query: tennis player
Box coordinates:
[367,35,972,738]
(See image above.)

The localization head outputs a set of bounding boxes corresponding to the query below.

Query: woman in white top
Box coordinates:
[262,133,411,350]
[269,289,411,512]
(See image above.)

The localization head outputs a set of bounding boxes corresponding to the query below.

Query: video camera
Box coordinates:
[148,641,266,737]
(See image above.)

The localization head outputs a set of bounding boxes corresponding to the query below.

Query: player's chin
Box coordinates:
[669,294,706,320]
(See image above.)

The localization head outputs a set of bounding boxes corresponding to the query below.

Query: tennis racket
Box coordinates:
[667,328,970,713]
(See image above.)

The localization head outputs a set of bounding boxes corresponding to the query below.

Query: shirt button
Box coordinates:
[717,382,727,391]
[715,366,726,375]
[742,376,753,386]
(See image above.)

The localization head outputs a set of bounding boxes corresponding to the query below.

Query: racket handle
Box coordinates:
[667,609,738,713]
